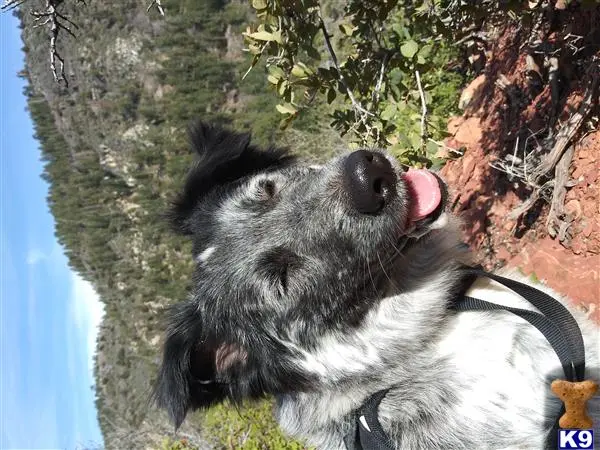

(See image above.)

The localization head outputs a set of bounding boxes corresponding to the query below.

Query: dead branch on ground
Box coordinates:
[493,63,599,238]
[546,145,576,242]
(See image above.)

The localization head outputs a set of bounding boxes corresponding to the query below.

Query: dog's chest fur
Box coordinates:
[276,275,600,450]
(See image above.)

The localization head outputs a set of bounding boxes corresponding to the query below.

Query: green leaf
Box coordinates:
[327,88,336,104]
[418,44,433,58]
[268,65,285,78]
[408,131,422,150]
[247,44,262,55]
[271,30,283,44]
[247,31,276,42]
[400,40,419,58]
[267,74,279,85]
[426,140,438,155]
[291,64,307,78]
[276,103,297,115]
[381,103,397,120]
[277,80,289,96]
[306,46,321,60]
[338,23,356,36]
[252,0,267,9]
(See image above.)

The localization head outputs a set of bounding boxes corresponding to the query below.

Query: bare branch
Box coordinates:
[530,69,599,183]
[4,0,164,86]
[30,0,73,87]
[1,0,28,11]
[506,180,553,221]
[415,70,428,151]
[371,51,389,108]
[546,145,575,241]
[317,11,374,121]
[147,0,164,16]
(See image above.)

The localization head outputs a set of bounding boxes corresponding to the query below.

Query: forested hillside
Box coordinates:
[18,0,343,447]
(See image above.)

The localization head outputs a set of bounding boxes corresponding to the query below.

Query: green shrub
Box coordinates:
[202,399,310,450]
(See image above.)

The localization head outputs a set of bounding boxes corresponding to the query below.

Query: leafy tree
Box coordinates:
[243,0,555,166]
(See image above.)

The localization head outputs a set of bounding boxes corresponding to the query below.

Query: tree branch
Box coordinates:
[146,0,164,16]
[371,51,390,108]
[415,70,428,151]
[317,11,374,120]
[4,0,164,86]
[1,0,28,11]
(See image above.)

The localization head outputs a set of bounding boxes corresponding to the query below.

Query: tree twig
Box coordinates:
[546,145,575,241]
[531,68,599,183]
[317,11,374,120]
[371,51,390,108]
[33,1,73,87]
[146,0,164,16]
[507,180,554,220]
[415,69,428,151]
[1,0,27,11]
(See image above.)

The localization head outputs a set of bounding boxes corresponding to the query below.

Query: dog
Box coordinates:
[153,121,599,449]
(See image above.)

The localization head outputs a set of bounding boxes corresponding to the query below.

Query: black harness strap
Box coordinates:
[344,389,394,450]
[345,268,587,450]
[459,268,586,382]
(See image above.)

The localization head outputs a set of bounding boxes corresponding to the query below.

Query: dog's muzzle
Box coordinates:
[342,150,398,215]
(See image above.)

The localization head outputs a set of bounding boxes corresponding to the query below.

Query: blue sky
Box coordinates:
[1,11,105,450]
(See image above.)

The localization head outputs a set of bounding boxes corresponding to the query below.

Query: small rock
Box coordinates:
[582,221,593,238]
[555,0,568,10]
[496,246,512,261]
[577,148,589,160]
[454,117,483,146]
[503,220,515,231]
[584,168,598,185]
[459,75,486,111]
[570,241,585,255]
[447,116,464,135]
[572,165,584,180]
[565,199,582,220]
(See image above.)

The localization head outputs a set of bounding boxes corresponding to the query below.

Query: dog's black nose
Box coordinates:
[343,150,397,214]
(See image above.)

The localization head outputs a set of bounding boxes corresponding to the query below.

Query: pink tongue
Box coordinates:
[403,169,442,221]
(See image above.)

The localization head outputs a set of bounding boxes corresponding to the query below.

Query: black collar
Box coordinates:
[344,266,587,450]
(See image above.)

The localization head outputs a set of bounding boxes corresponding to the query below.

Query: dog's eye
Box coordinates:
[257,179,277,200]
[257,247,300,298]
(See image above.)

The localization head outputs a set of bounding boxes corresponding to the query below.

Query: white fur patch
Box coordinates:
[297,274,455,380]
[196,246,216,263]
[430,212,449,230]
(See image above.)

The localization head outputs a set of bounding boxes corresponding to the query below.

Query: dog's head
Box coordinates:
[153,121,458,427]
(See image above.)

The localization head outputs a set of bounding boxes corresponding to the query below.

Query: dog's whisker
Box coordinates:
[376,251,397,292]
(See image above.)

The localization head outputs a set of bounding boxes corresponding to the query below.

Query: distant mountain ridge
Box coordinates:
[18,0,339,447]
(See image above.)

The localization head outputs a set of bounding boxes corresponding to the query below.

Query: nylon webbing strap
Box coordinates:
[344,389,394,450]
[452,269,586,450]
[460,268,586,382]
[344,268,587,450]
[453,296,580,381]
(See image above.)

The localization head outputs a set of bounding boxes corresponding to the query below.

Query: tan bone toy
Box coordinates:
[551,379,598,429]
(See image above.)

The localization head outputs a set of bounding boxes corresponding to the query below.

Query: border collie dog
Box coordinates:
[153,121,599,449]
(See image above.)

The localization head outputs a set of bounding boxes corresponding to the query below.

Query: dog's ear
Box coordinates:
[152,300,247,428]
[167,121,295,235]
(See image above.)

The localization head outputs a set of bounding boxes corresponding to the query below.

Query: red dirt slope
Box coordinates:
[439,9,599,321]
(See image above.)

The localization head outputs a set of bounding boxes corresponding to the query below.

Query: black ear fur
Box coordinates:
[167,121,295,234]
[152,301,227,428]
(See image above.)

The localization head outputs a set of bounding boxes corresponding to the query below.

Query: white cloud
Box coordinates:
[70,273,105,377]
[26,248,47,265]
